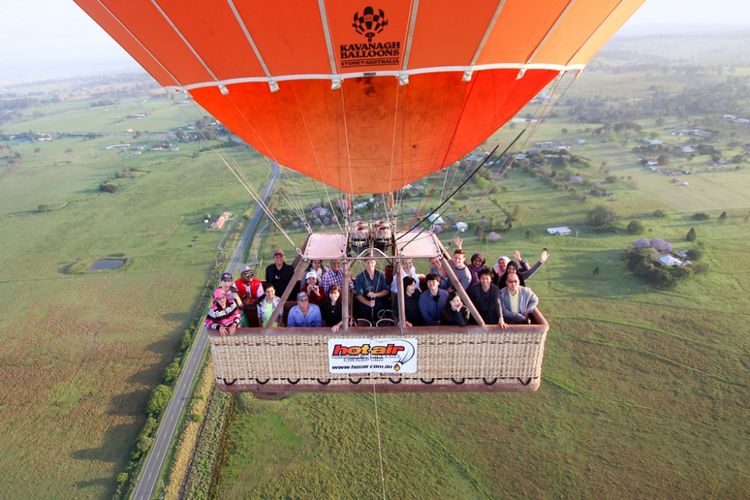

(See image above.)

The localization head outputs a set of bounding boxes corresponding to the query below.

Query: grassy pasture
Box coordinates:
[0,79,271,498]
[215,36,750,499]
[218,176,750,499]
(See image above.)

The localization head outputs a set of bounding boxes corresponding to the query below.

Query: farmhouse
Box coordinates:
[547,226,572,236]
[210,211,232,230]
[533,141,571,152]
[657,254,685,267]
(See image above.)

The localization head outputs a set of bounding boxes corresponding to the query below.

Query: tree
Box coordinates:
[656,154,669,166]
[99,181,118,193]
[626,220,644,234]
[146,384,172,417]
[686,227,697,242]
[179,328,193,351]
[116,472,129,486]
[163,358,181,386]
[718,211,727,223]
[587,206,620,231]
[592,266,600,277]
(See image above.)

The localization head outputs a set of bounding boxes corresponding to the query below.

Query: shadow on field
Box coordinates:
[74,477,111,493]
[161,311,189,323]
[126,363,164,387]
[125,336,179,386]
[107,389,149,416]
[72,423,135,463]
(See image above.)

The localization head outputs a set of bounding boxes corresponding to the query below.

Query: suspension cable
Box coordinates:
[290,85,345,233]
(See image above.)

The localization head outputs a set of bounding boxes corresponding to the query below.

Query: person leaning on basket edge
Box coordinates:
[498,275,539,328]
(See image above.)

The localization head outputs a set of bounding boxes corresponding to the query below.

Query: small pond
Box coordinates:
[89,258,127,270]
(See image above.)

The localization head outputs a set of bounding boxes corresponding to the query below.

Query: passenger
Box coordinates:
[499,276,539,326]
[321,284,343,332]
[467,253,487,288]
[446,248,472,291]
[390,257,419,294]
[400,276,423,327]
[302,259,328,285]
[513,248,549,280]
[492,255,511,285]
[428,256,449,290]
[220,272,246,325]
[301,271,325,305]
[257,285,281,328]
[220,272,243,306]
[418,273,449,326]
[496,260,527,289]
[354,258,390,323]
[205,288,242,335]
[265,249,296,299]
[441,292,470,327]
[287,292,323,328]
[467,269,503,324]
[320,259,349,295]
[234,266,264,327]
[492,249,550,286]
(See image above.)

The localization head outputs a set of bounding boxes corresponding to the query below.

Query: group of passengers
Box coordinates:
[205,243,548,334]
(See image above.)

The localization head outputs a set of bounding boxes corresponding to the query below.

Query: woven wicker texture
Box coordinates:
[209,322,548,388]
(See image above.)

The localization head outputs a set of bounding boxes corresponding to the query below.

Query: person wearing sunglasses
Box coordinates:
[235,265,264,327]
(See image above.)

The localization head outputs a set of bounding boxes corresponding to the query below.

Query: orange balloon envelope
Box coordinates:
[76,0,644,194]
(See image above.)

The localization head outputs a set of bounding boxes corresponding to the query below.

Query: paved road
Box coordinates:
[132,164,279,500]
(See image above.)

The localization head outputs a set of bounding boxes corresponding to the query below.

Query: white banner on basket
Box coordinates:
[328,338,418,374]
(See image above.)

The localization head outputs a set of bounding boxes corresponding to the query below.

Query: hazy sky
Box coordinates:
[1,0,750,82]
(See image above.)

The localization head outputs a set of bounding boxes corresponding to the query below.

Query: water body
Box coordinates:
[89,258,126,270]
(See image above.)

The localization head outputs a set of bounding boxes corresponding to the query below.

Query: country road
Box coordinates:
[132,164,279,500]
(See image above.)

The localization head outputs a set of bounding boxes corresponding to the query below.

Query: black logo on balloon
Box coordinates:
[352,6,388,41]
[340,6,399,68]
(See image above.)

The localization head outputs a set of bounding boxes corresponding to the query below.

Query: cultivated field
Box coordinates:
[0,78,270,498]
[214,33,750,498]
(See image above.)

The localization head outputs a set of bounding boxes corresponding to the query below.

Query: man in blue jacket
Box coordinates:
[287,292,323,327]
[418,273,448,326]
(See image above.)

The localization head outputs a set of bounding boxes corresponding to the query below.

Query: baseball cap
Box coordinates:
[498,256,510,264]
[241,266,253,276]
[273,249,285,257]
[213,288,227,300]
[221,272,233,282]
[305,271,317,281]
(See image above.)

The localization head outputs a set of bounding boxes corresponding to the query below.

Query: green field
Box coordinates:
[0,78,270,498]
[214,34,750,499]
[217,177,750,499]
[2,31,750,498]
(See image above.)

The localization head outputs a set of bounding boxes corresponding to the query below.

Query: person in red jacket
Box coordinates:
[234,266,264,327]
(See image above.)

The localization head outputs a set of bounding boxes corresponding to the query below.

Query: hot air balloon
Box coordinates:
[76,0,644,396]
